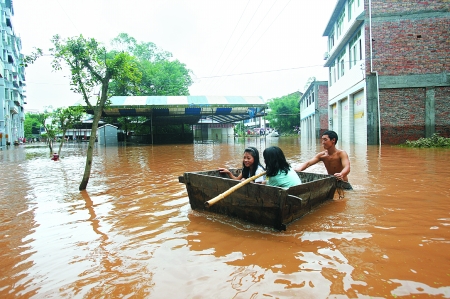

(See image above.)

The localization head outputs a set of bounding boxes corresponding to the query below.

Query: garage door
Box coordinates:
[353,90,366,145]
[341,98,350,143]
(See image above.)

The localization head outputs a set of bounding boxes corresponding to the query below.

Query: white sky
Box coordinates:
[13,0,337,111]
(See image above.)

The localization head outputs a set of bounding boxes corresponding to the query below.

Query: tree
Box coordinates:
[24,113,41,139]
[266,92,301,134]
[108,33,192,96]
[37,111,57,155]
[52,106,84,156]
[25,34,142,190]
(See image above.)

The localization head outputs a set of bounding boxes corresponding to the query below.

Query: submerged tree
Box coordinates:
[24,33,192,190]
[37,111,57,155]
[25,35,141,190]
[53,105,84,156]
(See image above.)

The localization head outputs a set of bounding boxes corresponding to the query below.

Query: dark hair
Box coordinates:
[263,146,290,177]
[242,147,264,179]
[322,130,338,143]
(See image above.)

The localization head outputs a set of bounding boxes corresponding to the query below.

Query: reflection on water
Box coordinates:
[0,139,449,298]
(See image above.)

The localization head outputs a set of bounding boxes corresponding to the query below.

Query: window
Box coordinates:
[359,39,362,60]
[329,31,335,51]
[337,12,345,38]
[349,31,361,69]
[348,0,354,21]
[337,50,346,78]
[329,67,333,87]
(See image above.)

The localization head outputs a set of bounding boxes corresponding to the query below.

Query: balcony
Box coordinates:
[9,102,18,114]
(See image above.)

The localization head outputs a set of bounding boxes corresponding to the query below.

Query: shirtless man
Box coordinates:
[294,130,352,189]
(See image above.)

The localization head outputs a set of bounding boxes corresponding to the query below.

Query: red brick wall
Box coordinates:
[317,85,329,136]
[370,17,449,75]
[379,88,426,144]
[369,0,449,15]
[435,86,450,137]
[364,0,449,76]
[364,0,450,144]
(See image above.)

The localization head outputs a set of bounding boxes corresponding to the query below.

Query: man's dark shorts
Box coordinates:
[337,181,353,190]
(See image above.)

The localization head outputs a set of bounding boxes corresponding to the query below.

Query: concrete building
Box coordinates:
[323,0,450,145]
[0,0,26,147]
[98,124,118,145]
[300,81,329,141]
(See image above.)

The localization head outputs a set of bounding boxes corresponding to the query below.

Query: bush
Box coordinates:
[403,133,450,148]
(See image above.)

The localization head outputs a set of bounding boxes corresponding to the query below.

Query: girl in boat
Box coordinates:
[263,146,301,188]
[218,147,266,183]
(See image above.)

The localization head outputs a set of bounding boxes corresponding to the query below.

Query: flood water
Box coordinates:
[1,137,449,299]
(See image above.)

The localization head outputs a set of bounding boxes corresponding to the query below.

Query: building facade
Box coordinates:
[300,81,329,141]
[323,0,450,145]
[0,0,26,147]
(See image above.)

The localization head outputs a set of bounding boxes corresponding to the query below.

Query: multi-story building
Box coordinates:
[0,0,26,147]
[300,80,329,141]
[323,0,449,145]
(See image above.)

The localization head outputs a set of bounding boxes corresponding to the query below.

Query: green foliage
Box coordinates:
[24,113,42,138]
[108,33,192,96]
[52,106,84,154]
[116,116,150,135]
[47,34,142,109]
[266,92,300,134]
[234,123,245,137]
[403,133,450,148]
[53,106,84,132]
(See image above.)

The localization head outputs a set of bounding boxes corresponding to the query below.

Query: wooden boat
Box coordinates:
[179,169,337,230]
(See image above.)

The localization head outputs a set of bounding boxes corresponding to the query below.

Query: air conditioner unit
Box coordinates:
[323,52,329,60]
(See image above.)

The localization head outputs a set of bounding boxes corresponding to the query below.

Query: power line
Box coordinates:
[228,0,292,75]
[197,63,326,79]
[207,0,251,77]
[208,0,265,92]
[210,0,281,91]
[55,0,79,32]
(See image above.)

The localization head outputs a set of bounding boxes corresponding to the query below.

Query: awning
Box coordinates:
[78,96,267,125]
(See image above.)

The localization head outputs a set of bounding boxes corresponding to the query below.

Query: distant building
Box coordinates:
[300,81,328,141]
[323,0,450,145]
[0,0,26,146]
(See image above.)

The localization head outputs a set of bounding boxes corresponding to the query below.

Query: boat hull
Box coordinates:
[179,170,337,230]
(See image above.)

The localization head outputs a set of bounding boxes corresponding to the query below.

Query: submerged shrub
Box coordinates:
[404,133,450,148]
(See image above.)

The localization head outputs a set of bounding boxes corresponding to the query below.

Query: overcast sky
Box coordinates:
[13,0,337,111]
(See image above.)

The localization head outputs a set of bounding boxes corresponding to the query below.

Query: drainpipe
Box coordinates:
[369,0,382,146]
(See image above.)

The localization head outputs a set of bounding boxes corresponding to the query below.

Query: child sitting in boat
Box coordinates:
[218,146,266,183]
[263,146,301,188]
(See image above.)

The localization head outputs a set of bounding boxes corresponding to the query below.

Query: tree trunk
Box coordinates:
[79,110,100,190]
[79,83,109,191]
[48,139,53,156]
[58,129,67,156]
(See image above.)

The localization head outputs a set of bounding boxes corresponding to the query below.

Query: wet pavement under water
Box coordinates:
[0,137,449,298]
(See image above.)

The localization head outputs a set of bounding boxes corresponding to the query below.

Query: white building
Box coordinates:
[323,0,366,145]
[323,0,450,145]
[0,0,26,147]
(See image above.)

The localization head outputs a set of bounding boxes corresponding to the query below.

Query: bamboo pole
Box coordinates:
[205,171,267,208]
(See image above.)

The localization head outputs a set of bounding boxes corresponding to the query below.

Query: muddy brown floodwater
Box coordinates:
[0,137,449,298]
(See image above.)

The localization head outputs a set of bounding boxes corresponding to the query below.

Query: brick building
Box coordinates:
[323,0,449,145]
[300,81,329,141]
